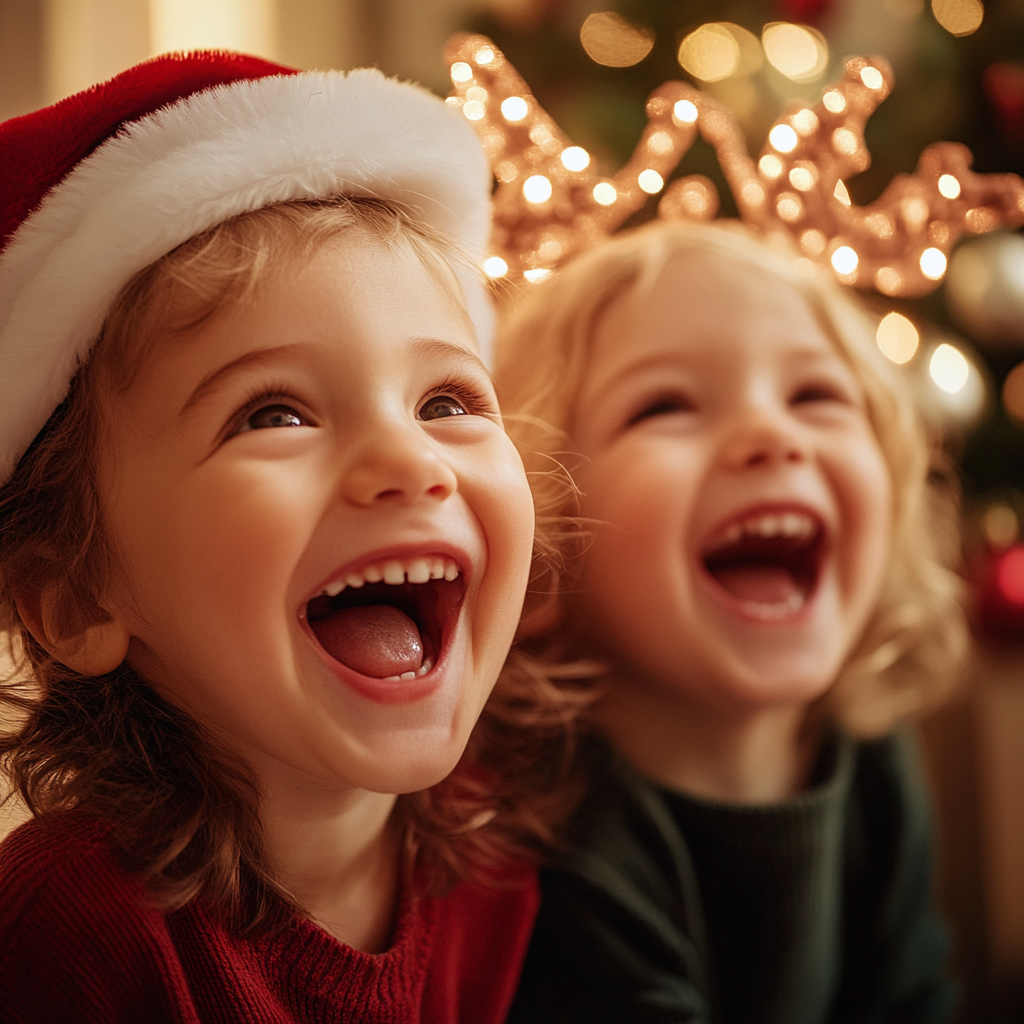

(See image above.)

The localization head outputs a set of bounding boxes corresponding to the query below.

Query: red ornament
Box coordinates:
[983,62,1024,147]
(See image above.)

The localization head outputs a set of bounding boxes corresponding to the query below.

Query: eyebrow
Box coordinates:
[180,345,302,416]
[411,337,490,378]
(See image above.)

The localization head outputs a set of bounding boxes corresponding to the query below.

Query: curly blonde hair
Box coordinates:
[0,197,577,931]
[494,220,967,738]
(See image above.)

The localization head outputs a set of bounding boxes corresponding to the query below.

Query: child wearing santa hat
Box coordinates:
[0,51,559,1023]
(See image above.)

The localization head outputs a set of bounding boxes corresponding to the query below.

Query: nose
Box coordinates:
[719,404,810,472]
[342,422,458,507]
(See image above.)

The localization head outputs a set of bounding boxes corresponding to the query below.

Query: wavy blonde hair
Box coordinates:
[0,197,578,931]
[494,220,967,738]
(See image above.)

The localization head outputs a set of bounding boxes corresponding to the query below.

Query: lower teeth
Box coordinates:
[384,658,433,683]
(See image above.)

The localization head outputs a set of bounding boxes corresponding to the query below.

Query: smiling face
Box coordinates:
[569,249,892,714]
[91,233,534,796]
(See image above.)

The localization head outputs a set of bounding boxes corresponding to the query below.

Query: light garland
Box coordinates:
[443,33,1024,296]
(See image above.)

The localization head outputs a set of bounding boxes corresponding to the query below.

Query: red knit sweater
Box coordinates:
[0,813,539,1024]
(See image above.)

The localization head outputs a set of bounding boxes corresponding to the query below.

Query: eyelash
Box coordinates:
[229,385,311,435]
[421,375,493,417]
[627,393,695,426]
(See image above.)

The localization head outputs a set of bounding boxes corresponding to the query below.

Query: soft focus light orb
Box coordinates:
[678,23,740,82]
[501,96,528,121]
[834,180,852,206]
[560,146,590,172]
[938,174,961,199]
[474,47,495,65]
[673,99,699,124]
[463,100,485,121]
[920,247,948,280]
[638,169,664,194]
[789,166,815,191]
[876,312,920,364]
[769,123,798,153]
[860,66,884,90]
[822,89,846,113]
[930,343,969,393]
[831,246,859,275]
[776,193,803,222]
[1004,361,1024,423]
[523,268,553,283]
[984,503,1019,549]
[996,546,1024,605]
[762,22,828,82]
[791,108,819,135]
[450,62,473,83]
[593,182,617,206]
[483,256,508,278]
[759,154,783,179]
[931,0,984,36]
[523,175,552,203]
[581,11,654,67]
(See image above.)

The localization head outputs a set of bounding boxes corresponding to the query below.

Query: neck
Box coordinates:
[591,673,819,803]
[255,761,401,953]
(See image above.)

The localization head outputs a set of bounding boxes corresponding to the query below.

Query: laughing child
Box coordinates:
[0,53,553,1023]
[496,223,966,1024]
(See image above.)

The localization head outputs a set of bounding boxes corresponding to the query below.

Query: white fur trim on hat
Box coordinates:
[0,68,492,481]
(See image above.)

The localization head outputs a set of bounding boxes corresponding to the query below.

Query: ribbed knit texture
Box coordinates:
[508,730,954,1024]
[0,812,539,1024]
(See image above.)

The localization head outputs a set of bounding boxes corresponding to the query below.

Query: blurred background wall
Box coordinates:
[1,0,1023,1020]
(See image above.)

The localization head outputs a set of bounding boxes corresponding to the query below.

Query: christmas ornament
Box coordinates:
[945,232,1024,349]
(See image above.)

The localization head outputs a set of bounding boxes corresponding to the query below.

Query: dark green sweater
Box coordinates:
[508,731,954,1024]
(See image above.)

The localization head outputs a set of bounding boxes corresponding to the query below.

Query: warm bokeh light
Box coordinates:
[501,96,528,121]
[920,247,948,280]
[822,89,846,114]
[761,23,828,82]
[984,503,1019,549]
[673,100,699,124]
[463,100,485,121]
[150,0,272,57]
[483,256,508,278]
[938,173,961,199]
[561,146,591,172]
[1003,361,1024,423]
[860,66,885,90]
[996,546,1024,605]
[831,245,859,275]
[789,165,816,191]
[580,12,654,67]
[638,169,665,194]
[522,175,552,203]
[931,0,984,36]
[523,269,552,283]
[833,180,852,206]
[474,46,495,65]
[678,24,739,82]
[930,343,970,393]
[450,62,473,83]
[769,124,798,153]
[759,154,784,179]
[876,311,920,363]
[593,182,618,206]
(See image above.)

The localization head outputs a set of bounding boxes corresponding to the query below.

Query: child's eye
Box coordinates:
[239,404,308,432]
[627,394,695,426]
[790,383,850,406]
[419,395,469,420]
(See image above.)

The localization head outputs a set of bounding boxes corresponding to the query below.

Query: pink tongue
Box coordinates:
[314,605,423,678]
[712,566,801,605]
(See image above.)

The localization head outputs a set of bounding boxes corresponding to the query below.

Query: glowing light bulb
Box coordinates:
[462,100,485,121]
[938,174,961,199]
[876,311,919,363]
[791,109,819,135]
[920,247,948,280]
[831,246,859,275]
[758,154,783,179]
[450,62,473,83]
[762,22,828,82]
[930,343,969,393]
[501,96,528,122]
[593,182,617,206]
[860,66,884,89]
[638,169,664,194]
[524,268,552,283]
[789,166,815,191]
[475,47,495,65]
[647,131,674,155]
[673,99,699,124]
[523,175,552,203]
[483,256,508,278]
[832,128,858,155]
[769,124,798,153]
[560,146,590,171]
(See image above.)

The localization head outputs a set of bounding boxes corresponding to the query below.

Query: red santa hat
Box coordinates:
[0,51,493,483]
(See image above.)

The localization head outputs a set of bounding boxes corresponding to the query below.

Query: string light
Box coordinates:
[443,34,1024,290]
[876,311,920,363]
[762,23,828,82]
[930,343,970,393]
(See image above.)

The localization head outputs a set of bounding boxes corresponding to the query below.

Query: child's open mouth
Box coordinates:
[701,510,824,619]
[306,555,465,681]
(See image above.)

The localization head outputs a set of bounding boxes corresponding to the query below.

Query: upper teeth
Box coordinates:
[319,556,460,598]
[717,511,816,547]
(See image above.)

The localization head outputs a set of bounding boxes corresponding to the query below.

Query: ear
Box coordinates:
[14,586,130,677]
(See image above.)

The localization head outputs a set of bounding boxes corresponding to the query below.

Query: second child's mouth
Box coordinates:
[306,556,465,680]
[701,510,825,619]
